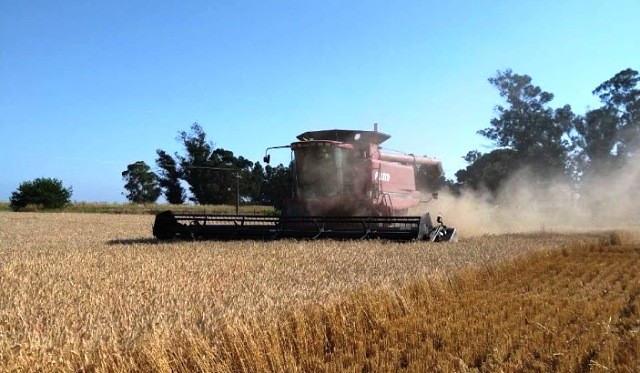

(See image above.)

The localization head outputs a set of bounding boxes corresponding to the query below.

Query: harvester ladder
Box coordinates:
[372,164,393,216]
[379,192,393,216]
[372,164,382,200]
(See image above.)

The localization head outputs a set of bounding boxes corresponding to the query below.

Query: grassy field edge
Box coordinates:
[0,201,274,215]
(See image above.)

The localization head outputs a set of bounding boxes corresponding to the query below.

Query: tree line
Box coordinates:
[122,123,291,208]
[454,67,638,195]
[121,67,638,207]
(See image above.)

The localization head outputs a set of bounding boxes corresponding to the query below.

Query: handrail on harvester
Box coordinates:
[378,152,443,174]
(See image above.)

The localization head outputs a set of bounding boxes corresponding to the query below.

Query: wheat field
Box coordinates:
[0,212,637,371]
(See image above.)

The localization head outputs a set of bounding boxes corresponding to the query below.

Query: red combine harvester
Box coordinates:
[153,127,457,242]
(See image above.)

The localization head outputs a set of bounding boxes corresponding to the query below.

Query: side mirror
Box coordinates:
[437,215,443,224]
[263,154,271,164]
[432,192,439,200]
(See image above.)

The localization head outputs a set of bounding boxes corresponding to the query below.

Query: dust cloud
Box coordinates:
[420,155,640,237]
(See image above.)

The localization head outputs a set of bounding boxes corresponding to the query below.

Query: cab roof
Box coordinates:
[296,129,390,145]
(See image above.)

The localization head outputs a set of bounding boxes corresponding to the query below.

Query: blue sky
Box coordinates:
[1,0,638,202]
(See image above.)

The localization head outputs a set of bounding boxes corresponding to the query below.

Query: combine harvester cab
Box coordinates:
[153,126,457,242]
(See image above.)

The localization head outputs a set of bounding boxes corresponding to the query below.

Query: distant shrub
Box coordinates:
[21,204,45,212]
[264,209,282,217]
[10,178,72,211]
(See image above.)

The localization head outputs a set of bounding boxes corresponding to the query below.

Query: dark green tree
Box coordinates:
[156,123,270,205]
[199,152,264,205]
[414,164,445,192]
[573,107,620,174]
[153,123,300,207]
[259,164,292,210]
[592,68,640,157]
[247,161,265,203]
[594,68,640,113]
[478,69,574,178]
[174,123,217,204]
[455,149,519,195]
[10,177,72,211]
[207,148,243,204]
[235,156,259,203]
[155,150,185,204]
[122,161,161,203]
[571,68,639,177]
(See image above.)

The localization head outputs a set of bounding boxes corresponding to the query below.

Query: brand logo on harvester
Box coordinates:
[374,171,391,182]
